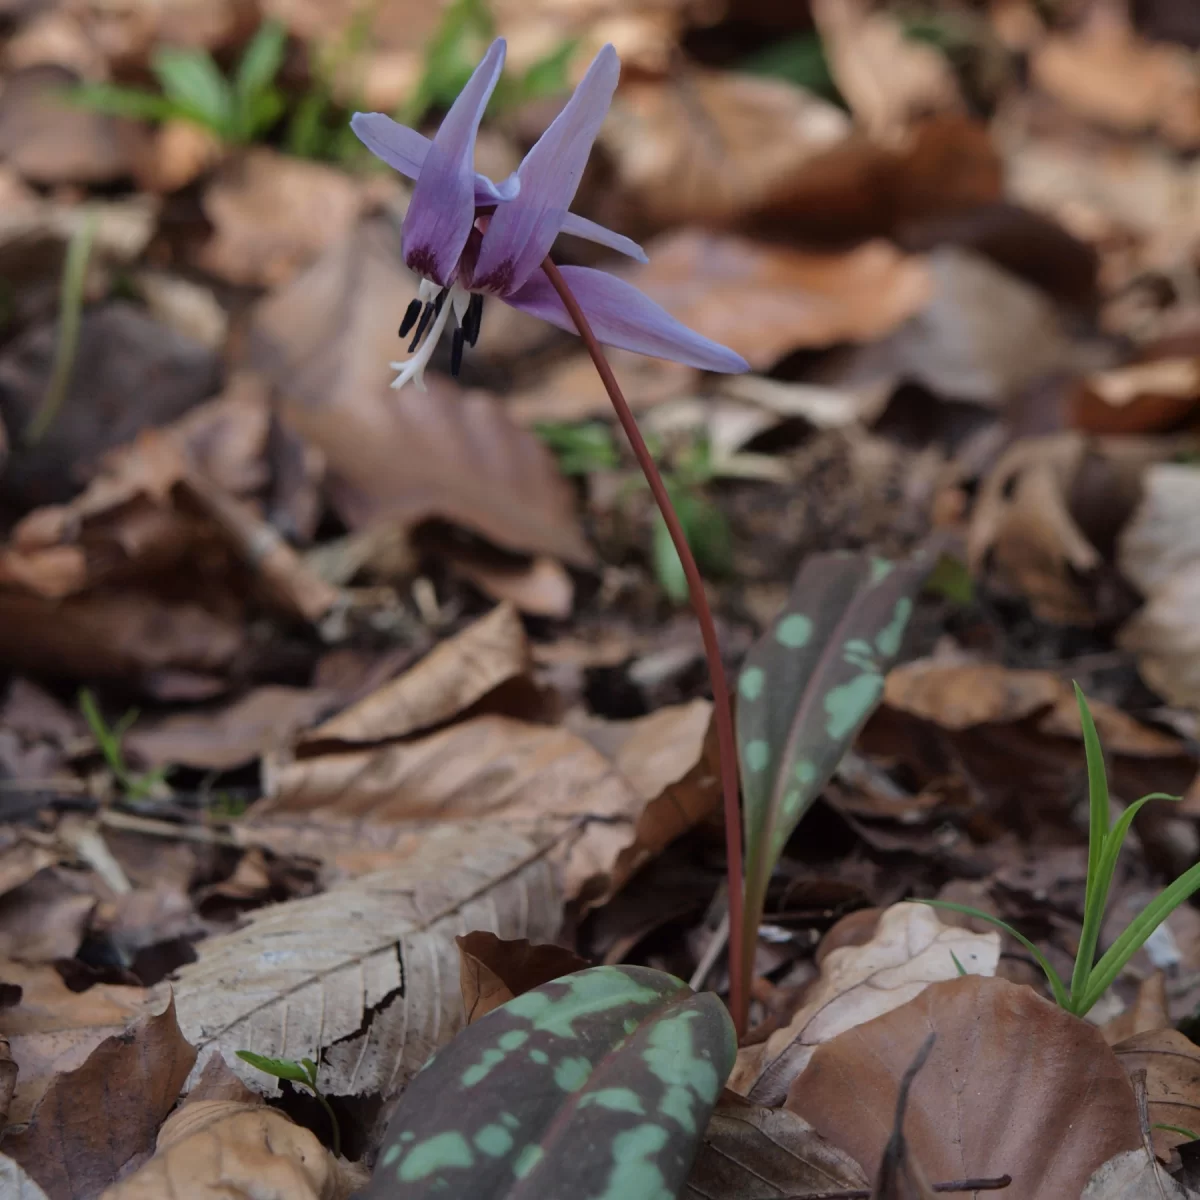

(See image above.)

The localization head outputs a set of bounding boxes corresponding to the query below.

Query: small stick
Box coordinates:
[776,1176,1012,1199]
[541,257,747,1035]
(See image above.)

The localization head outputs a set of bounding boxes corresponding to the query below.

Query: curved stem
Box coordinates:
[540,256,747,1036]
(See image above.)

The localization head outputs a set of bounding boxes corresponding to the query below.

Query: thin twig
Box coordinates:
[775,1175,1012,1198]
[541,256,747,1034]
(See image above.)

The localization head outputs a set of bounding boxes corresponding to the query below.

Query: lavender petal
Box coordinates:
[401,38,506,286]
[503,264,750,373]
[472,44,619,294]
[558,212,647,262]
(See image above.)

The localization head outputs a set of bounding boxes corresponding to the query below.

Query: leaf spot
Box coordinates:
[874,598,913,658]
[794,760,816,786]
[824,674,883,741]
[381,1144,402,1166]
[513,1145,544,1179]
[775,613,813,649]
[554,1055,591,1092]
[739,666,765,702]
[593,1124,670,1200]
[498,1030,529,1051]
[870,556,894,583]
[529,1048,549,1064]
[580,1087,645,1114]
[744,740,769,773]
[474,1123,514,1157]
[398,1131,474,1181]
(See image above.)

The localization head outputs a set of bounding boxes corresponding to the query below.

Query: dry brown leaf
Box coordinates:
[101,1098,367,1200]
[729,903,999,1105]
[125,686,335,770]
[0,869,95,962]
[625,230,932,372]
[1120,464,1200,709]
[196,148,363,288]
[1115,1029,1200,1159]
[0,1154,50,1200]
[812,0,963,144]
[443,549,574,619]
[251,216,592,566]
[76,0,256,66]
[600,68,852,227]
[303,603,528,745]
[790,975,1142,1199]
[1074,357,1200,435]
[1083,1150,1198,1199]
[172,823,560,1107]
[4,989,195,1200]
[1032,6,1200,148]
[1102,973,1170,1045]
[683,1092,868,1199]
[457,931,589,1024]
[257,699,715,904]
[134,119,223,194]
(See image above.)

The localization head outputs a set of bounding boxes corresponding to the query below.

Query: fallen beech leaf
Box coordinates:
[101,1098,368,1200]
[812,0,963,144]
[172,824,560,1105]
[457,931,589,1024]
[600,68,852,227]
[251,217,591,566]
[443,549,574,619]
[1,960,156,1130]
[125,686,336,770]
[730,903,999,1105]
[1032,7,1200,148]
[256,699,717,905]
[303,603,528,745]
[789,976,1142,1199]
[1119,464,1200,709]
[1074,357,1200,435]
[683,1092,868,1199]
[1083,1150,1198,1198]
[4,994,195,1200]
[0,1154,50,1200]
[1102,973,1170,1045]
[197,149,363,288]
[625,231,933,372]
[134,120,223,195]
[362,966,734,1200]
[1115,1029,1200,1159]
[0,869,95,962]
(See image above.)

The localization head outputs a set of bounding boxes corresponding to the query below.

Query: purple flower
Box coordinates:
[351,39,749,389]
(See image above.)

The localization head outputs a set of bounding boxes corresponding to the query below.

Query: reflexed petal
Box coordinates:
[473,44,619,294]
[503,265,750,373]
[558,212,647,262]
[402,38,506,286]
[351,113,520,202]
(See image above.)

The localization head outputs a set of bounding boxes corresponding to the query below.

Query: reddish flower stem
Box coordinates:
[541,257,747,1036]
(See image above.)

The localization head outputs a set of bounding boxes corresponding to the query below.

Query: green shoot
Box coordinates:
[922,685,1194,1018]
[77,689,171,802]
[1156,1124,1199,1141]
[950,950,967,977]
[923,552,975,607]
[25,210,97,445]
[236,1051,341,1157]
[534,421,619,475]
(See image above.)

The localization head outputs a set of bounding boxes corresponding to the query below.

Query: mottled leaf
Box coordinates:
[736,550,929,986]
[362,965,736,1200]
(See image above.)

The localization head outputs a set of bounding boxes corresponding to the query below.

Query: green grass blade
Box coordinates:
[1155,1124,1199,1141]
[152,49,233,134]
[67,83,178,122]
[1070,684,1112,1003]
[918,900,1071,1009]
[1080,859,1200,1016]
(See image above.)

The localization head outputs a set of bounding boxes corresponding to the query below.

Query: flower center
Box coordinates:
[389,279,485,391]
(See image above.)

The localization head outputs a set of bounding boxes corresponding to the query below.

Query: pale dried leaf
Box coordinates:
[683,1093,868,1199]
[791,976,1142,1200]
[729,903,999,1105]
[444,551,574,619]
[101,1100,367,1200]
[1102,973,1170,1045]
[1120,465,1200,597]
[0,1154,50,1200]
[884,660,1062,729]
[250,217,592,566]
[1115,1029,1200,1158]
[1121,564,1200,711]
[4,994,195,1200]
[1082,1149,1197,1199]
[303,603,528,745]
[172,824,561,1102]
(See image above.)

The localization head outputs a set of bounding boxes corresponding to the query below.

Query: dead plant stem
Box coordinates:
[540,256,747,1035]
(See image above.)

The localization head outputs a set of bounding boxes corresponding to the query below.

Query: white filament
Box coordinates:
[389,282,469,391]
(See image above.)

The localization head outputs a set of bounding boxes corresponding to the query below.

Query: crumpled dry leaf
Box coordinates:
[172,823,561,1108]
[812,0,963,145]
[1114,1029,1200,1159]
[1032,5,1200,149]
[4,986,195,1200]
[251,216,592,566]
[624,230,932,372]
[1082,1148,1198,1199]
[456,930,589,1024]
[75,0,256,67]
[729,902,999,1105]
[0,869,95,961]
[256,699,716,905]
[443,547,574,619]
[100,1097,367,1200]
[302,603,528,746]
[969,432,1183,624]
[1074,356,1200,435]
[0,1154,50,1200]
[1119,464,1200,709]
[196,149,364,288]
[683,1091,868,1199]
[789,975,1143,1199]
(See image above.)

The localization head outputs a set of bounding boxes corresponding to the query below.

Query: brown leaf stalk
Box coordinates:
[541,256,747,1035]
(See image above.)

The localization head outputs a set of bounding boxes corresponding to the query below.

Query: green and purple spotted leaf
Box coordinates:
[362,965,736,1199]
[736,550,930,990]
